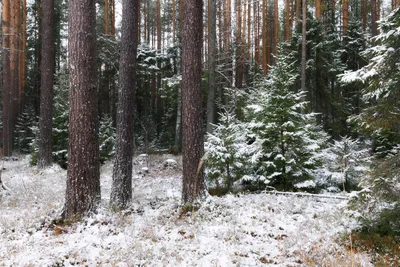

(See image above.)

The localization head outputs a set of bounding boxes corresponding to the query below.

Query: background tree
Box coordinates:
[63,0,100,220]
[110,0,139,209]
[38,0,55,168]
[181,0,205,205]
[207,0,216,134]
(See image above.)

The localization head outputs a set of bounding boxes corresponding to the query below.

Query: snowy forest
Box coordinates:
[0,0,400,265]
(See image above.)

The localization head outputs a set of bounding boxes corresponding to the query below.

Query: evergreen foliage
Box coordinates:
[99,115,116,163]
[14,105,37,153]
[245,49,328,191]
[343,8,400,238]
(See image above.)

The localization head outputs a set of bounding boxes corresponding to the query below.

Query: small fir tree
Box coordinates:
[14,105,38,153]
[99,114,116,163]
[245,48,328,191]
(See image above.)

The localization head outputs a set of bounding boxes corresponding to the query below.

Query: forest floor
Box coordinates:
[0,155,373,266]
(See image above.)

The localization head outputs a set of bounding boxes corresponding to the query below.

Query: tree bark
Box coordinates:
[207,0,216,134]
[110,0,139,209]
[301,0,307,91]
[63,0,100,220]
[254,1,260,65]
[371,0,378,37]
[342,0,349,34]
[2,0,12,156]
[316,0,321,19]
[182,0,205,205]
[262,0,269,74]
[361,0,366,31]
[38,0,55,168]
[285,0,291,41]
[274,0,279,57]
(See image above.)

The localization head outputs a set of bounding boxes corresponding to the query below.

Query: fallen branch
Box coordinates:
[264,190,349,200]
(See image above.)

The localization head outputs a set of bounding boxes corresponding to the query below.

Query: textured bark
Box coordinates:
[63,0,100,220]
[111,0,139,209]
[342,0,349,34]
[207,0,216,134]
[301,0,307,91]
[316,0,321,18]
[182,0,205,205]
[2,0,12,156]
[247,0,251,60]
[10,0,20,141]
[38,0,55,168]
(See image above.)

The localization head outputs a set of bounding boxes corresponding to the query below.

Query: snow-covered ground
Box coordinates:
[0,155,372,266]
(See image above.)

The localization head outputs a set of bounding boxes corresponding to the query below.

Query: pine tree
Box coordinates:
[245,47,327,191]
[181,0,205,205]
[110,0,139,209]
[63,0,100,220]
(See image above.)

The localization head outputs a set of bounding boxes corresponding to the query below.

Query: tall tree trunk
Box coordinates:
[361,0,367,31]
[172,0,175,40]
[38,0,55,168]
[316,0,321,18]
[377,0,380,35]
[2,0,12,156]
[285,0,291,41]
[371,0,378,37]
[10,0,20,131]
[262,0,269,74]
[207,0,216,134]
[301,0,307,91]
[254,0,260,65]
[296,0,300,25]
[63,0,100,220]
[19,0,27,112]
[247,0,251,61]
[181,0,205,205]
[110,0,139,209]
[105,0,109,35]
[342,0,349,34]
[274,0,278,57]
[235,0,243,88]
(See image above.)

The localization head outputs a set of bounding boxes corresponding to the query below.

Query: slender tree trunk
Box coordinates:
[371,0,378,37]
[19,0,27,112]
[38,0,55,168]
[342,0,349,34]
[296,0,300,25]
[172,0,175,40]
[235,0,243,88]
[110,0,139,209]
[247,0,251,61]
[285,0,291,41]
[63,0,100,220]
[301,0,307,91]
[361,0,367,31]
[262,0,269,74]
[254,1,260,65]
[10,0,20,132]
[2,0,12,156]
[207,0,216,134]
[105,0,109,35]
[274,0,278,57]
[316,0,321,18]
[181,0,205,205]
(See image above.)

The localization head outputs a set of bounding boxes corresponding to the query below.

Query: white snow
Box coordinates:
[0,156,372,266]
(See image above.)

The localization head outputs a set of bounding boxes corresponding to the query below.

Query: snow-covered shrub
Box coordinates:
[349,147,400,237]
[205,108,260,191]
[316,136,371,192]
[244,49,328,191]
[99,115,116,163]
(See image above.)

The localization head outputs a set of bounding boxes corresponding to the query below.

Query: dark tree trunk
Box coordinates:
[207,0,216,134]
[38,0,55,168]
[371,0,378,37]
[2,0,12,156]
[181,0,205,205]
[301,0,307,92]
[63,0,100,220]
[110,0,139,209]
